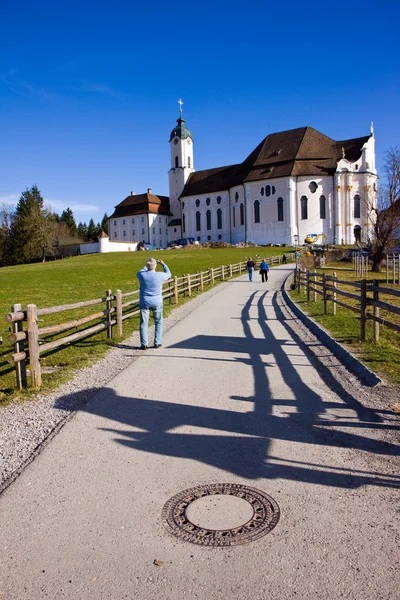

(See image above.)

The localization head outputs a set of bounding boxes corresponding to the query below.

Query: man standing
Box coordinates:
[137,258,171,350]
[259,258,270,282]
[246,257,255,282]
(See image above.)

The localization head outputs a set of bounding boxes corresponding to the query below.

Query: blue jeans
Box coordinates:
[248,267,254,281]
[140,305,163,347]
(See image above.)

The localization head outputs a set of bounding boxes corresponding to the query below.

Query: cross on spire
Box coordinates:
[178,98,183,114]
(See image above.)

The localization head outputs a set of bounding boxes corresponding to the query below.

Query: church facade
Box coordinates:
[170,114,377,246]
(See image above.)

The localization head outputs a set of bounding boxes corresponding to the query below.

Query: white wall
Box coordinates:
[109,214,170,248]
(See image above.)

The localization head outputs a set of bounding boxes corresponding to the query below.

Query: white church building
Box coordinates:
[105,109,378,251]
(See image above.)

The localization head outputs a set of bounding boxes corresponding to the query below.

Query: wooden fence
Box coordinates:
[4,253,294,390]
[293,268,400,342]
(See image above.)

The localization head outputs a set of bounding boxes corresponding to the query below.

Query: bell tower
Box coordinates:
[168,100,194,219]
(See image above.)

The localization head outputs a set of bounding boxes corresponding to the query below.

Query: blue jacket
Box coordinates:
[260,261,269,271]
[137,263,172,308]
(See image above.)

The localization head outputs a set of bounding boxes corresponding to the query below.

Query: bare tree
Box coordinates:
[0,203,15,266]
[370,146,400,272]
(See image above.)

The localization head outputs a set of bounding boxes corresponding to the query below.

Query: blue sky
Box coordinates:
[1,0,399,225]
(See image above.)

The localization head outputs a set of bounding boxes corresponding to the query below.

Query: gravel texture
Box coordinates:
[1,277,398,494]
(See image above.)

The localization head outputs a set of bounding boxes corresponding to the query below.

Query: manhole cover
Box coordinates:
[161,483,280,547]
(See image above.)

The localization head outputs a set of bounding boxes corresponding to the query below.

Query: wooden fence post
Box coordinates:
[373,279,379,342]
[332,272,337,315]
[221,265,225,280]
[360,279,367,342]
[306,269,310,302]
[11,303,27,389]
[229,264,233,278]
[200,271,204,291]
[313,269,317,302]
[393,254,396,285]
[116,290,123,337]
[386,255,389,284]
[27,304,41,388]
[168,279,172,304]
[211,268,215,286]
[174,276,179,304]
[239,262,242,274]
[322,273,327,315]
[187,274,192,297]
[106,289,113,339]
[297,268,301,293]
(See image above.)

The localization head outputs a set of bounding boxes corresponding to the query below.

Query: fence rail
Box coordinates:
[293,268,400,342]
[4,253,295,390]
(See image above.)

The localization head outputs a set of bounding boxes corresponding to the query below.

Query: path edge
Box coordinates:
[281,275,382,387]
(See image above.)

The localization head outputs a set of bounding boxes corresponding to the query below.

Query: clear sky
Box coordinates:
[1,0,399,225]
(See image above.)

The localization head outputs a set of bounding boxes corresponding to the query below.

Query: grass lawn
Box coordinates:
[290,259,400,388]
[0,246,292,404]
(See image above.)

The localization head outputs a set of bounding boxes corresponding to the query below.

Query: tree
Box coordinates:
[60,207,77,236]
[87,218,98,241]
[0,203,15,266]
[77,222,88,240]
[24,205,59,262]
[370,146,400,272]
[10,185,45,264]
[101,213,109,235]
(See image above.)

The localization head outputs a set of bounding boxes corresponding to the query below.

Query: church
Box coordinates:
[108,108,378,249]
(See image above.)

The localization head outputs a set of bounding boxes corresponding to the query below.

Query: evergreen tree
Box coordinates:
[101,213,109,235]
[10,185,45,264]
[87,218,97,241]
[60,207,77,236]
[77,222,88,240]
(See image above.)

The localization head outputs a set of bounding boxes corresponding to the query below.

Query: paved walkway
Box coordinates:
[0,266,399,599]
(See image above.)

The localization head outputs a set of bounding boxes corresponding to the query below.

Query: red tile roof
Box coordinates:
[109,192,171,218]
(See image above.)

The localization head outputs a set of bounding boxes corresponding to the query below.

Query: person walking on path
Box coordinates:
[137,258,171,350]
[282,253,287,264]
[246,257,255,281]
[259,258,270,282]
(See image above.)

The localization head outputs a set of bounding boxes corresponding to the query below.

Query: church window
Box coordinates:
[159,228,162,234]
[131,218,135,223]
[141,228,145,235]
[196,211,201,231]
[254,200,260,223]
[300,196,308,219]
[207,235,211,241]
[218,234,222,240]
[354,194,361,218]
[261,187,264,196]
[235,192,239,202]
[197,236,201,241]
[141,217,144,222]
[114,232,117,238]
[217,208,222,229]
[266,185,271,197]
[195,199,200,207]
[355,164,358,170]
[133,230,135,236]
[277,197,284,221]
[182,213,186,233]
[309,181,318,193]
[153,239,156,246]
[272,186,276,195]
[240,203,244,226]
[188,156,191,168]
[216,196,222,204]
[114,220,116,226]
[175,156,178,168]
[122,219,125,225]
[320,195,326,219]
[174,228,177,232]
[165,217,168,223]
[206,210,211,230]
[123,231,126,237]
[233,206,236,227]
[206,197,211,206]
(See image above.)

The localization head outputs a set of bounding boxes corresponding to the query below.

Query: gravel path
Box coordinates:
[1,270,398,494]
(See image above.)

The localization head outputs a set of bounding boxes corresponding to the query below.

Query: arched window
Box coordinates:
[196,211,201,231]
[197,236,201,242]
[277,197,284,221]
[320,195,326,219]
[354,194,361,218]
[206,210,211,230]
[216,196,222,204]
[240,203,244,226]
[272,185,276,195]
[266,185,271,197]
[195,199,200,207]
[301,196,308,220]
[182,213,186,233]
[218,234,222,240]
[175,156,178,168]
[309,181,318,193]
[217,208,222,229]
[235,192,239,202]
[206,197,211,206]
[207,235,211,241]
[254,200,260,223]
[233,206,236,227]
[260,187,264,196]
[188,156,191,168]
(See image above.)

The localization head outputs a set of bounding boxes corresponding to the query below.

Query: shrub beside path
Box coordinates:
[0,265,399,599]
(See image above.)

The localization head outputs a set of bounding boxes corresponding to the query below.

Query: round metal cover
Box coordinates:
[161,483,280,547]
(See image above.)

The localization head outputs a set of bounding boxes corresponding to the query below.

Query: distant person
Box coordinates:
[246,257,255,281]
[282,254,287,264]
[259,258,270,282]
[137,258,171,350]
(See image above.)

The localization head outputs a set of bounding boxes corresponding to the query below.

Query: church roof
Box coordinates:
[169,116,193,142]
[180,126,371,198]
[109,191,171,218]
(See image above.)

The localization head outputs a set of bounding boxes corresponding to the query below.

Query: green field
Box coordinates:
[0,246,291,403]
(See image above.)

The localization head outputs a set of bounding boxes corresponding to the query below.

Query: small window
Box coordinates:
[131,218,135,223]
[300,196,308,220]
[266,185,271,197]
[354,194,361,219]
[122,219,125,225]
[217,208,222,229]
[197,236,201,241]
[133,230,135,235]
[175,156,178,168]
[141,217,144,223]
[240,203,244,226]
[277,197,284,222]
[235,192,239,202]
[320,195,326,219]
[309,181,318,193]
[165,229,168,235]
[159,228,162,234]
[153,228,156,234]
[254,200,260,223]
[355,164,358,170]
[216,196,222,204]
[174,228,177,233]
[272,185,276,195]
[141,228,145,234]
[260,187,264,196]
[123,231,126,237]
[218,234,222,240]
[206,210,211,230]
[165,217,168,223]
[207,235,211,241]
[206,197,211,206]
[153,239,156,246]
[114,220,116,226]
[182,213,186,233]
[188,156,191,168]
[195,199,200,207]
[114,232,117,238]
[233,206,236,227]
[196,211,201,231]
